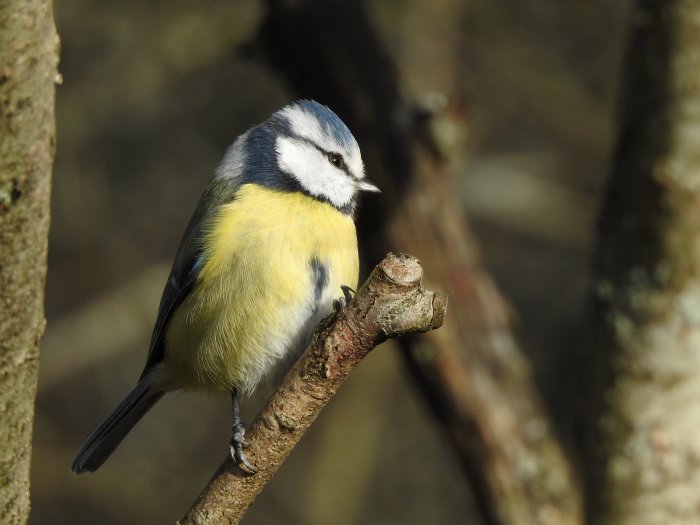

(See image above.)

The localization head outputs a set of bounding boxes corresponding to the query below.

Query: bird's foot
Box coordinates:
[333,285,356,313]
[229,423,257,473]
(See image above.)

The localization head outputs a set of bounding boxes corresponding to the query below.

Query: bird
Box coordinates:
[71,100,379,474]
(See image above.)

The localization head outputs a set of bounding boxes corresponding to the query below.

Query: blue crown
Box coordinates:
[292,100,356,150]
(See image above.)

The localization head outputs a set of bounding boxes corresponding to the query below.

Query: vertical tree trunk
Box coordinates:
[583,2,700,523]
[0,2,59,524]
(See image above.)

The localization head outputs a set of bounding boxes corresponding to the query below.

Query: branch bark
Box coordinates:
[178,253,447,525]
[582,2,700,523]
[0,2,59,524]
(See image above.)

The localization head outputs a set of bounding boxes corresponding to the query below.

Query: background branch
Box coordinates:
[178,253,447,525]
[253,2,582,523]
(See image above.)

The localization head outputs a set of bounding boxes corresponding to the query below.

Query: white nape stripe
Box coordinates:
[276,136,355,209]
[281,105,365,180]
[214,133,247,180]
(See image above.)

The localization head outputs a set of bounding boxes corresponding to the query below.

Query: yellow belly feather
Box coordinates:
[163,184,359,393]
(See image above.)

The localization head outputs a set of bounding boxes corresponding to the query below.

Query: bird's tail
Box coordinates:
[71,380,164,474]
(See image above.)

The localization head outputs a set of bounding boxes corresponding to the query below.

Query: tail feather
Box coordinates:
[71,381,164,473]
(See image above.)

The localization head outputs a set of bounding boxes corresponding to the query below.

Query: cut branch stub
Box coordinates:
[178,252,446,525]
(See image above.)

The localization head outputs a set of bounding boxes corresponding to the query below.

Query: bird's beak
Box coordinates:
[357,179,381,193]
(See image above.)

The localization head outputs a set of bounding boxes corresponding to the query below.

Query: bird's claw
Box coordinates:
[333,285,356,313]
[230,424,257,473]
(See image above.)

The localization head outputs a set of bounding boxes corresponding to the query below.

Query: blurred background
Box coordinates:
[32,1,630,523]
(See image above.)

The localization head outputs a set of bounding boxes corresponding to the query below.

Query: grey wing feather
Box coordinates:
[140,180,239,376]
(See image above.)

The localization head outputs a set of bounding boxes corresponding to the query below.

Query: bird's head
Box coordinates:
[216,100,379,215]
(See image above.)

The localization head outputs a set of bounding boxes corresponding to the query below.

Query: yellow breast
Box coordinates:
[163,183,359,393]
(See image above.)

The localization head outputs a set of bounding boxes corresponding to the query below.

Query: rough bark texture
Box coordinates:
[0,2,58,524]
[253,2,582,524]
[178,253,446,525]
[391,148,582,525]
[582,2,700,524]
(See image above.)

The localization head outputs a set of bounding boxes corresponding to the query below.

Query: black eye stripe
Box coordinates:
[300,138,353,178]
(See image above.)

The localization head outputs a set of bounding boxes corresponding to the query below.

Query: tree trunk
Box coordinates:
[582,2,700,524]
[0,1,59,524]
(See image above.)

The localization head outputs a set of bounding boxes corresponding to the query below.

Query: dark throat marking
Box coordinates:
[310,257,329,304]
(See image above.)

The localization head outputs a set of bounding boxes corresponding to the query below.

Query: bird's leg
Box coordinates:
[229,388,257,473]
[333,284,356,313]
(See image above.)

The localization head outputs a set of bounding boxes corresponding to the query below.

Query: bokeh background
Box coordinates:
[32,1,630,523]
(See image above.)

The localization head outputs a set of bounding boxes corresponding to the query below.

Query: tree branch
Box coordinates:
[178,253,447,525]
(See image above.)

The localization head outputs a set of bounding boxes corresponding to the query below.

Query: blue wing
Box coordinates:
[140,181,238,377]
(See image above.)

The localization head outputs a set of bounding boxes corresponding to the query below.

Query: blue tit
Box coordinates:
[71,100,379,474]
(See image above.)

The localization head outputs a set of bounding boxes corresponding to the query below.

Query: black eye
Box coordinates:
[328,152,345,170]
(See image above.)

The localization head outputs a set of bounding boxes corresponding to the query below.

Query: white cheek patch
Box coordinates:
[346,148,364,179]
[276,136,355,209]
